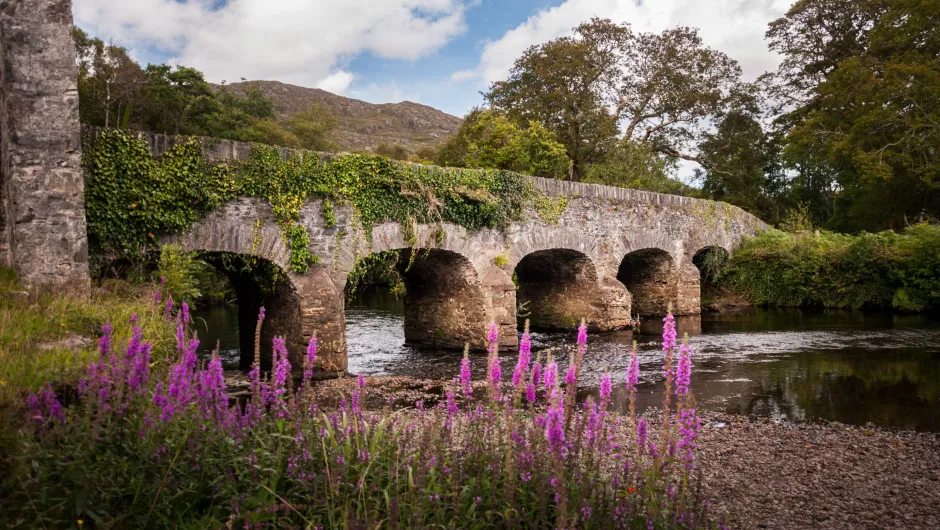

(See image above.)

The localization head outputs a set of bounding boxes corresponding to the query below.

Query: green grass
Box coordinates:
[0,270,177,408]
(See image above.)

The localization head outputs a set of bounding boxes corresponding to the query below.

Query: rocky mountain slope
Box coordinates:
[217,80,462,153]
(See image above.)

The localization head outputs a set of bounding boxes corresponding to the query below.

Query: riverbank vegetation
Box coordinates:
[0,270,176,410]
[716,224,940,312]
[0,308,719,528]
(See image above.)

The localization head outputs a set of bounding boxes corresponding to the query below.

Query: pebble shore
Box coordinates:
[697,412,940,530]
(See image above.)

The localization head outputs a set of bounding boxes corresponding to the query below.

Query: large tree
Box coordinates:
[436,109,569,178]
[486,19,742,179]
[73,28,146,129]
[767,0,940,230]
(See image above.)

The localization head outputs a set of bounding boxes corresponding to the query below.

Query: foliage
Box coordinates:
[436,109,570,179]
[84,130,532,274]
[0,314,717,528]
[533,194,569,224]
[345,251,406,299]
[156,244,203,303]
[375,142,411,161]
[584,142,696,196]
[778,203,815,233]
[764,0,940,231]
[486,18,742,179]
[73,28,337,153]
[696,107,783,220]
[0,271,176,409]
[83,132,237,266]
[281,103,338,151]
[724,224,940,311]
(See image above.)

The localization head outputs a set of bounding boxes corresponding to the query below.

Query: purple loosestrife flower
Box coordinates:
[637,417,649,455]
[511,329,531,390]
[564,364,577,387]
[599,371,612,402]
[181,302,190,325]
[543,360,558,390]
[258,306,266,321]
[676,342,693,397]
[164,295,173,318]
[486,322,499,353]
[459,347,472,399]
[272,337,291,398]
[577,320,588,348]
[662,312,677,353]
[445,391,458,416]
[303,335,317,385]
[677,407,701,470]
[544,387,565,453]
[525,382,536,404]
[26,384,65,429]
[128,343,152,394]
[625,344,640,395]
[99,322,113,359]
[531,360,541,388]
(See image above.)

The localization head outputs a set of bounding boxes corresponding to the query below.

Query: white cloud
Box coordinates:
[317,71,355,95]
[457,0,793,85]
[73,0,470,88]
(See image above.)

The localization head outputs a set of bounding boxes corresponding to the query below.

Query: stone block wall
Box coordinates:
[0,0,89,292]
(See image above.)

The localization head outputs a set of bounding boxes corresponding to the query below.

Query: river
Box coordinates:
[196,286,940,432]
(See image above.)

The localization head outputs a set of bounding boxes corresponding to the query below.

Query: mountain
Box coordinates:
[216,80,462,154]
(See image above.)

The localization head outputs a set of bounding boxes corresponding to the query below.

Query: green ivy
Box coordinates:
[84,130,533,273]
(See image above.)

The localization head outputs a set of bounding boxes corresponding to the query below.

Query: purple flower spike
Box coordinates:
[662,313,677,353]
[181,302,190,325]
[676,343,693,397]
[637,417,649,455]
[544,387,565,452]
[577,321,588,346]
[258,306,266,321]
[459,350,472,399]
[564,364,577,387]
[512,331,531,389]
[599,372,612,401]
[303,335,317,384]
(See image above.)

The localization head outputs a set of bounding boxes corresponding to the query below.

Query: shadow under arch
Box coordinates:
[345,248,488,350]
[617,248,678,317]
[515,248,630,332]
[691,245,730,302]
[196,252,304,372]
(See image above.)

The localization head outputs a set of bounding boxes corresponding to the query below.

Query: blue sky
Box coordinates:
[73,0,793,117]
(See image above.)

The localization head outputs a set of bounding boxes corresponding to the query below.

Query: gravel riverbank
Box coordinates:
[697,412,940,530]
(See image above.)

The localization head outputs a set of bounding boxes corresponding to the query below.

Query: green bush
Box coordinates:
[725,224,940,311]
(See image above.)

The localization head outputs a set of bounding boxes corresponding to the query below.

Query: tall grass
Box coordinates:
[0,271,177,408]
[0,308,718,528]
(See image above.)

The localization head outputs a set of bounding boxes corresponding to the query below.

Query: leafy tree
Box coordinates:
[73,28,146,128]
[142,65,216,135]
[766,0,940,230]
[696,107,780,219]
[375,143,411,161]
[583,142,696,196]
[435,109,569,178]
[486,19,742,179]
[282,103,337,151]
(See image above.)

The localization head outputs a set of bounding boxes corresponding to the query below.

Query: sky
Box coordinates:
[73,0,795,118]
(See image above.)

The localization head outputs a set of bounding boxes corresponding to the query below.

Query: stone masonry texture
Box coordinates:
[0,0,90,292]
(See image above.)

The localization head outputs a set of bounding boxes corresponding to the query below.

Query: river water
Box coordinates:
[197,286,940,432]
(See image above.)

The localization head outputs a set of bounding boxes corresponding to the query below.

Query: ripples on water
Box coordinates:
[198,287,940,431]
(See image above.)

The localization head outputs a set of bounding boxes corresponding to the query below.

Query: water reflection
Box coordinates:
[346,286,940,432]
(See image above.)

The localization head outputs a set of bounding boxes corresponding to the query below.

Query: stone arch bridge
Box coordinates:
[137,133,767,373]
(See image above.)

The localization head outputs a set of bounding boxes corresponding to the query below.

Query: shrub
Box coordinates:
[0,312,717,528]
[725,224,940,311]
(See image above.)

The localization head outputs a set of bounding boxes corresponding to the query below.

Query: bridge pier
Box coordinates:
[515,249,631,331]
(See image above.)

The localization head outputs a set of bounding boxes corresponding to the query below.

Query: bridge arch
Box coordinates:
[618,248,679,317]
[514,248,631,332]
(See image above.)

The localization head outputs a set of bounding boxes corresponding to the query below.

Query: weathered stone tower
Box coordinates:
[0,0,89,292]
